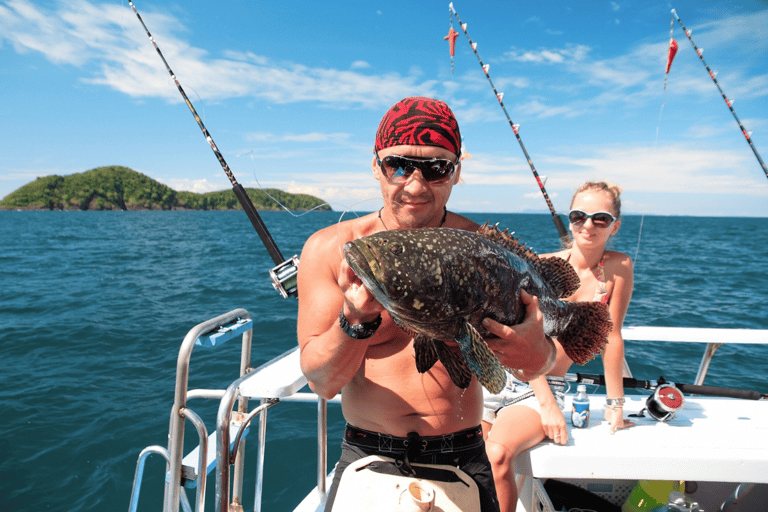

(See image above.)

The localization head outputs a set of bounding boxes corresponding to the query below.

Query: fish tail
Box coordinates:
[555,301,612,364]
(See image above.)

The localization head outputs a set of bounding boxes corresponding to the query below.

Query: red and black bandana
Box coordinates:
[374,97,461,157]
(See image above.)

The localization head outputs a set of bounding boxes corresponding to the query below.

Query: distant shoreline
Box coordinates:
[0,205,312,212]
[0,165,331,212]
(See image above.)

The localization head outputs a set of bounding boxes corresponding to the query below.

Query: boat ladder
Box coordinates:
[128,308,331,512]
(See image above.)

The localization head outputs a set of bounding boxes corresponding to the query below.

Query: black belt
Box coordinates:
[346,423,482,453]
[344,424,484,477]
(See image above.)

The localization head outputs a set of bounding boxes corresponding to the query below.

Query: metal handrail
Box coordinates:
[165,309,253,512]
[130,307,329,512]
[129,446,193,512]
[181,407,208,510]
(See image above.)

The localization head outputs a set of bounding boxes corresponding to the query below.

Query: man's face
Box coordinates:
[373,144,461,229]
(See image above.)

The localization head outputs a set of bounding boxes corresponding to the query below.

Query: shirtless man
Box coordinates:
[297,97,556,512]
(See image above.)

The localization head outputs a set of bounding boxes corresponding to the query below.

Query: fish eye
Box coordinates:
[388,242,404,255]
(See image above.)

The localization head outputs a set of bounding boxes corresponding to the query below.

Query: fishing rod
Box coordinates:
[568,372,766,401]
[671,9,768,179]
[127,1,298,298]
[569,372,765,422]
[447,3,570,244]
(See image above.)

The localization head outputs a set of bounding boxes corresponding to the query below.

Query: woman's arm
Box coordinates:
[602,252,635,433]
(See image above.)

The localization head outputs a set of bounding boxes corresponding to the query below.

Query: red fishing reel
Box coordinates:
[645,381,685,422]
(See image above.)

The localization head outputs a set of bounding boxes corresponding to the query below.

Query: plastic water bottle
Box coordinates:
[571,384,590,428]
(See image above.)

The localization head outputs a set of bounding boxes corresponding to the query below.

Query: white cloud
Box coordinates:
[161,178,223,193]
[543,143,768,196]
[0,0,436,109]
[502,44,591,65]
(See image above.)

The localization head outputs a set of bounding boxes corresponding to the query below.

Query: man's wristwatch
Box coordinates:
[606,397,625,408]
[338,309,382,340]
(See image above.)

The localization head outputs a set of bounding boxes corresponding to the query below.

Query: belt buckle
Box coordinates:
[378,433,394,453]
[440,433,455,453]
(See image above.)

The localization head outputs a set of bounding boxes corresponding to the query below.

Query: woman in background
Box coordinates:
[482,181,635,512]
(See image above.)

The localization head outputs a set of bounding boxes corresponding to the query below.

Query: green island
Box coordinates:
[0,166,331,211]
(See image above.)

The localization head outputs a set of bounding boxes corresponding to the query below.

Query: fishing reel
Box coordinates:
[636,378,685,422]
[270,255,299,298]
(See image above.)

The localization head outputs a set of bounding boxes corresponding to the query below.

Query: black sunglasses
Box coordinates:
[375,152,458,184]
[568,209,616,228]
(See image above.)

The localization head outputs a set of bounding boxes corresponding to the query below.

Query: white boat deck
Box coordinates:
[516,395,768,483]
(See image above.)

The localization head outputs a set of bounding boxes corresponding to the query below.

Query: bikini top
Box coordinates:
[566,252,610,304]
[594,258,609,304]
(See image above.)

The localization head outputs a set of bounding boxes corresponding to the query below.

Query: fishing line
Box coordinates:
[671,8,768,179]
[127,0,292,278]
[447,3,570,244]
[250,172,331,217]
[632,214,644,265]
[334,198,384,259]
[655,16,677,147]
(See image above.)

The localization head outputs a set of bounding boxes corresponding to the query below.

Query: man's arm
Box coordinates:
[483,290,557,381]
[296,228,384,400]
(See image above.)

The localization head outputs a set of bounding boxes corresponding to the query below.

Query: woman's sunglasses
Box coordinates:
[375,152,458,184]
[568,209,616,228]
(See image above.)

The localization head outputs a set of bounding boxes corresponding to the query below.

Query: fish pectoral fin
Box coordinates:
[456,321,506,395]
[414,334,439,373]
[536,256,580,299]
[555,301,612,365]
[433,340,472,389]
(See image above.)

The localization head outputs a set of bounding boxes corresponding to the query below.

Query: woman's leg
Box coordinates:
[484,405,547,512]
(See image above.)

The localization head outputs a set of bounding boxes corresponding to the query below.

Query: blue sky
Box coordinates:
[2,0,767,216]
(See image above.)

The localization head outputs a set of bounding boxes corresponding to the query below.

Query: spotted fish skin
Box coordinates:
[343,224,611,394]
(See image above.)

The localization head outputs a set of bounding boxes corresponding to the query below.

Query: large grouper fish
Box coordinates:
[343,222,612,394]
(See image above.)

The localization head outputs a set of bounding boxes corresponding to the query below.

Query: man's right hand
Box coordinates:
[338,259,384,323]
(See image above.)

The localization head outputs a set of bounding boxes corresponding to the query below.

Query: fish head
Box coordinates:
[343,228,482,333]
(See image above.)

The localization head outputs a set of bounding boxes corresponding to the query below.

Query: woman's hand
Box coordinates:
[540,403,568,445]
[604,406,635,434]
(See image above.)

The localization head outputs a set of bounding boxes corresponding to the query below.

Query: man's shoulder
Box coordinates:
[444,211,480,231]
[303,213,377,253]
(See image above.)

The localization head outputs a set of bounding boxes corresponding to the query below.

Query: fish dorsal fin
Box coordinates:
[535,256,581,299]
[476,222,539,263]
[477,222,580,299]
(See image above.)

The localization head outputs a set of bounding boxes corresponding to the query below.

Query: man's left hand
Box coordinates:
[482,290,556,381]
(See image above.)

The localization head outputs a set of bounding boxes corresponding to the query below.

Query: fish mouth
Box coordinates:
[343,240,385,297]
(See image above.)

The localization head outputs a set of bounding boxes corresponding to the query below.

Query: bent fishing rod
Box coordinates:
[568,372,767,401]
[448,3,570,244]
[128,1,298,298]
[671,9,768,179]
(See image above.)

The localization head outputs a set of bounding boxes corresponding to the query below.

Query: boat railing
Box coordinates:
[129,312,767,512]
[621,326,768,385]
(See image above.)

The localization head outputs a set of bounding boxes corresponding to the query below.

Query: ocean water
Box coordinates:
[1,210,766,512]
